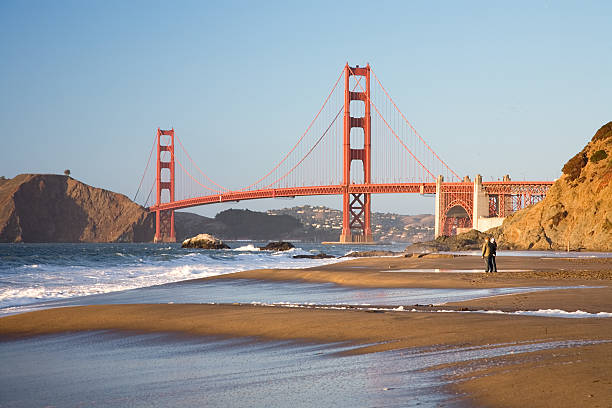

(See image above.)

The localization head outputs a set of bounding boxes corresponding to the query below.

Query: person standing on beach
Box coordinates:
[481,237,493,273]
[490,237,498,272]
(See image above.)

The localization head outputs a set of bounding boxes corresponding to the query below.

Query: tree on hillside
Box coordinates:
[64,169,71,177]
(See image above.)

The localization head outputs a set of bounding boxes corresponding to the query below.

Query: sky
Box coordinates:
[1,0,611,217]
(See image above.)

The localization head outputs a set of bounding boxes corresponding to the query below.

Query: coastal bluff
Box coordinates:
[495,121,612,251]
[0,174,155,243]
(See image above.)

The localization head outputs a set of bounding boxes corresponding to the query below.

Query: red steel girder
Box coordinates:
[484,181,552,218]
[482,181,553,195]
[148,183,439,212]
[349,194,366,229]
[443,215,472,236]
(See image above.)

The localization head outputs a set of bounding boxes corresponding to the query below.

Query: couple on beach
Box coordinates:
[482,237,497,273]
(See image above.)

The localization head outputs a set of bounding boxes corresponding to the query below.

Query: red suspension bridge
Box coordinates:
[135,64,553,243]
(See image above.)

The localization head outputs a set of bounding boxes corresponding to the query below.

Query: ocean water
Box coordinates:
[1,243,609,314]
[0,242,404,311]
[10,278,590,317]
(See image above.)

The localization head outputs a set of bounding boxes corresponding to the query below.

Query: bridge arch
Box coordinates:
[442,202,472,237]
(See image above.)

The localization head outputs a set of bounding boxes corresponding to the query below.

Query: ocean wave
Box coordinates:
[0,247,342,310]
[232,244,260,252]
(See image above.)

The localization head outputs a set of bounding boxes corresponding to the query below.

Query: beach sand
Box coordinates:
[207,254,612,288]
[1,255,611,407]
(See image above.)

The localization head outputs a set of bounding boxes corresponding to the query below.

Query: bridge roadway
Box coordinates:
[148,181,553,212]
[149,183,435,212]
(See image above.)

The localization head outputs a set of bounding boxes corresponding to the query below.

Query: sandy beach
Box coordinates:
[2,254,611,407]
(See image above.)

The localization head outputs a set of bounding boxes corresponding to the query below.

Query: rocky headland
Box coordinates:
[0,174,154,242]
[494,121,611,251]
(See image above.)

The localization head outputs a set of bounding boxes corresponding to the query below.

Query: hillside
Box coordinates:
[0,174,154,242]
[494,122,612,251]
[268,205,434,242]
[176,209,311,242]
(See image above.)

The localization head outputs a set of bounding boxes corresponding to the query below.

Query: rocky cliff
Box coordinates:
[0,174,155,242]
[495,122,612,251]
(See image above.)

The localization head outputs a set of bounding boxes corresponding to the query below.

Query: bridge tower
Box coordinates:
[154,128,176,243]
[340,64,373,243]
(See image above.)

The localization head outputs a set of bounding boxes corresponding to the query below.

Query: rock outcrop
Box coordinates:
[0,174,154,242]
[405,229,491,252]
[181,233,230,249]
[292,253,335,259]
[494,122,612,251]
[259,241,295,251]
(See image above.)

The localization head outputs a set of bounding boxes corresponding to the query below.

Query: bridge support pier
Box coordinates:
[434,175,443,238]
[339,63,373,243]
[154,128,176,243]
[340,192,373,243]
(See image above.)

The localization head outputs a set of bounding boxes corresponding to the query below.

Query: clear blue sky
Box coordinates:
[1,0,610,216]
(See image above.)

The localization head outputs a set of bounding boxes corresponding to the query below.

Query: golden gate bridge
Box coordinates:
[135,64,553,243]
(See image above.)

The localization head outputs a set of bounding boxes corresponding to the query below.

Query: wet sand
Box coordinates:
[207,254,612,289]
[1,254,611,407]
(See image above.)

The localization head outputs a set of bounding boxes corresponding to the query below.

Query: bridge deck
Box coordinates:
[148,181,553,212]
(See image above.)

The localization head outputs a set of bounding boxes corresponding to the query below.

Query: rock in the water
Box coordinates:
[259,241,294,251]
[293,253,335,259]
[181,233,230,249]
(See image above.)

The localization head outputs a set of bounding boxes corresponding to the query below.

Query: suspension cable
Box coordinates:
[261,105,343,189]
[235,65,346,191]
[133,133,157,201]
[349,66,436,181]
[174,155,225,193]
[175,134,230,191]
[370,67,460,181]
[258,72,364,189]
[144,182,155,208]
